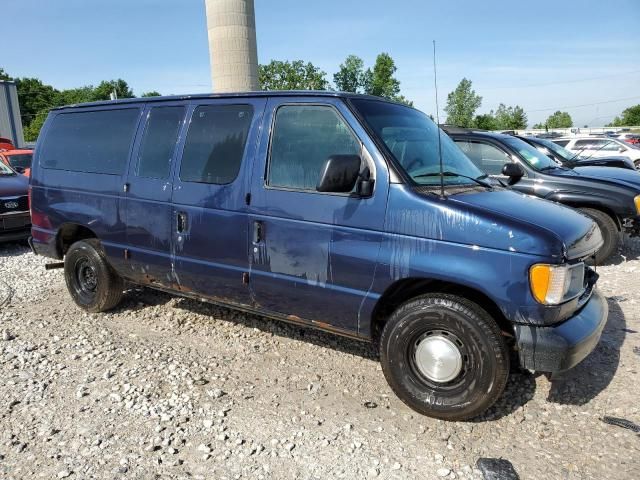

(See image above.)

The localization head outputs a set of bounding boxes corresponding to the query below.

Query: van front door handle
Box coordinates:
[177,212,188,233]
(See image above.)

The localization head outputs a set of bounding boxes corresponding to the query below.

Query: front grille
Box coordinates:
[0,195,28,214]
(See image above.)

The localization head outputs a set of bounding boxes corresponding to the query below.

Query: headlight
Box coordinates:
[634,195,640,215]
[530,263,585,305]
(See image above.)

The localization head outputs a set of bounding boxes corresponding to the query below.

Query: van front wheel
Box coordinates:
[379,294,509,421]
[64,239,124,312]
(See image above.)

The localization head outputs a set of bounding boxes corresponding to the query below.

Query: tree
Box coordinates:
[364,53,400,99]
[92,79,134,100]
[607,105,640,127]
[444,78,482,127]
[141,91,162,97]
[333,55,365,93]
[14,78,59,127]
[493,104,528,130]
[56,86,95,105]
[536,111,572,129]
[259,60,328,91]
[473,113,497,130]
[0,68,11,81]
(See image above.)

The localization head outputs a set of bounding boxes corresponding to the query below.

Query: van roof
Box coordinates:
[51,91,400,111]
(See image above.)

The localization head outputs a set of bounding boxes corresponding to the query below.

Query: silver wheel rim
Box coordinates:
[414,335,463,383]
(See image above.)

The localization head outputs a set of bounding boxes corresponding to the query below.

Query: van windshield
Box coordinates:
[351,99,485,186]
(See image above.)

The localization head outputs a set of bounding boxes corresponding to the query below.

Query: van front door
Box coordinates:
[170,98,266,306]
[124,104,186,286]
[248,98,389,334]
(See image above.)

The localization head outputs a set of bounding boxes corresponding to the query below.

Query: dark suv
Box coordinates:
[446,128,640,263]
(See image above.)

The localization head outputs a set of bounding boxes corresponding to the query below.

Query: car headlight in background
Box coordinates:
[530,263,585,305]
[634,195,640,215]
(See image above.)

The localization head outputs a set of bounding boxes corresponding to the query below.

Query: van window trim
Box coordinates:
[264,102,374,198]
[177,102,256,186]
[39,106,143,177]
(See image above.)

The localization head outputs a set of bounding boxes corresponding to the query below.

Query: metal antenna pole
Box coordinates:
[433,40,445,198]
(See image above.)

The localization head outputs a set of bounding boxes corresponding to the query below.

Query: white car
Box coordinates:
[554,136,640,169]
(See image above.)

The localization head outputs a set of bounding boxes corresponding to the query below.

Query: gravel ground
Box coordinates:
[1,238,639,480]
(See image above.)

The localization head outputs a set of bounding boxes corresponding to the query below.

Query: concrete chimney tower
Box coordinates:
[205,0,259,92]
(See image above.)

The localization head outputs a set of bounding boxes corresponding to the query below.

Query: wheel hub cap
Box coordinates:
[414,335,463,383]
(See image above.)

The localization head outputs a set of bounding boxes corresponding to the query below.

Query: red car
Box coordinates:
[0,149,33,176]
[0,137,15,151]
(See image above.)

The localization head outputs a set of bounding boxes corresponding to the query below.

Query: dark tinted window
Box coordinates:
[7,153,32,169]
[180,104,253,184]
[268,105,360,190]
[553,140,570,147]
[40,109,139,174]
[137,107,184,179]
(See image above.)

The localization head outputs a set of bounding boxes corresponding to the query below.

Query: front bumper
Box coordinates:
[514,289,608,372]
[0,212,31,243]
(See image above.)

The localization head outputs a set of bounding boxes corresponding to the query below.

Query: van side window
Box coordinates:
[268,105,360,191]
[180,104,253,184]
[136,106,184,179]
[40,109,139,175]
[455,140,511,176]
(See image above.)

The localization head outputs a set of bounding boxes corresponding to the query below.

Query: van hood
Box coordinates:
[564,166,640,190]
[448,189,602,260]
[0,173,28,198]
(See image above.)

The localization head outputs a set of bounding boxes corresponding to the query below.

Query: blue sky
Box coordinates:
[3,0,639,127]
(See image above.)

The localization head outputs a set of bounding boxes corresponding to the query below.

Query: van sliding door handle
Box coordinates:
[253,221,264,244]
[177,212,188,233]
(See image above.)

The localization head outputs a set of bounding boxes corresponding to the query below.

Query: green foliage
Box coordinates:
[333,55,366,93]
[0,68,11,81]
[14,78,58,128]
[332,53,412,105]
[607,104,640,127]
[493,104,528,130]
[473,113,497,130]
[259,60,328,91]
[444,78,482,127]
[23,112,48,142]
[141,91,162,97]
[93,79,134,100]
[56,86,95,105]
[535,111,573,129]
[364,53,401,99]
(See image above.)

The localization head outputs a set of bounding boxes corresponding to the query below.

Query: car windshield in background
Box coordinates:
[7,153,32,169]
[502,136,559,170]
[534,137,580,161]
[351,99,486,186]
[0,161,15,175]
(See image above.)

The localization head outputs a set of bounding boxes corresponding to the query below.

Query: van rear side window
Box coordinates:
[40,108,140,175]
[180,104,253,184]
[136,106,185,179]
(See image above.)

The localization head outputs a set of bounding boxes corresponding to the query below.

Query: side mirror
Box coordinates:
[316,155,361,193]
[502,162,524,178]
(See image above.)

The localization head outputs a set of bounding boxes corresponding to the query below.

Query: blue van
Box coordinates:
[30,92,608,420]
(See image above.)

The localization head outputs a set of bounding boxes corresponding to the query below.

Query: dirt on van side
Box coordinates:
[1,238,639,480]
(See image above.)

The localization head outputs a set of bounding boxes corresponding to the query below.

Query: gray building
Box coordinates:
[205,0,259,92]
[0,81,24,148]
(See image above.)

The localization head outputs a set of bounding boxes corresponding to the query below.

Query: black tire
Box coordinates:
[634,159,640,170]
[64,239,124,312]
[579,208,619,265]
[379,294,509,421]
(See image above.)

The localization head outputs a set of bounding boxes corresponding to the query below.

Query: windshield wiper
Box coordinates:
[413,171,493,189]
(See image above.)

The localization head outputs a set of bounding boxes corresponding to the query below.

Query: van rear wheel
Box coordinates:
[379,294,509,421]
[579,208,619,265]
[64,239,124,312]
